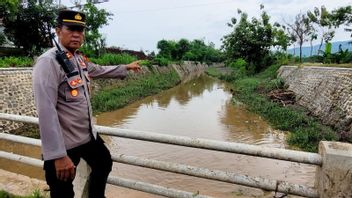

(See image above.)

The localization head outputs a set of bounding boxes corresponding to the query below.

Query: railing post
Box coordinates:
[315,141,352,198]
[73,159,91,198]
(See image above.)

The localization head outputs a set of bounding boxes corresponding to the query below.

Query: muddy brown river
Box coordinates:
[0,74,315,197]
[97,75,316,198]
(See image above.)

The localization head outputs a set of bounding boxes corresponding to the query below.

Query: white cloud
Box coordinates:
[61,0,352,51]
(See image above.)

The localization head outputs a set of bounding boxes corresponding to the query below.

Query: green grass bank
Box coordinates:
[0,190,44,198]
[207,64,338,152]
[91,70,180,114]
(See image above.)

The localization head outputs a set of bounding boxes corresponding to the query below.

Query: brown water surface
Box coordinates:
[0,140,44,179]
[96,75,315,198]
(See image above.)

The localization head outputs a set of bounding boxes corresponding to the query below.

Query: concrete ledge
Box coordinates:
[0,67,33,72]
[315,141,352,198]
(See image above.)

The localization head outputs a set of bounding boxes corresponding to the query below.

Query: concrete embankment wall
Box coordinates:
[0,62,208,133]
[278,66,352,135]
[0,68,36,133]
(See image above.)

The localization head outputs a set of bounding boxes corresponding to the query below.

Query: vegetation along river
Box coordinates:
[96,74,316,198]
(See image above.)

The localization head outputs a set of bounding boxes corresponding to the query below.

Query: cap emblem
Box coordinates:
[75,13,82,21]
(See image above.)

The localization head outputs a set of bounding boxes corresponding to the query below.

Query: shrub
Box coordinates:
[229,58,247,73]
[263,78,285,91]
[151,56,170,66]
[0,56,33,68]
[272,52,289,65]
[139,60,153,67]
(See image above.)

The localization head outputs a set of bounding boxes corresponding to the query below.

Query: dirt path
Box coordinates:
[0,169,48,197]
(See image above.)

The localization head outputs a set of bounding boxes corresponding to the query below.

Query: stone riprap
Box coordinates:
[278,66,352,135]
[0,62,208,133]
[0,68,37,133]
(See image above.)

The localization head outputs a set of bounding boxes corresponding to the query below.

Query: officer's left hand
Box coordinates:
[126,60,142,72]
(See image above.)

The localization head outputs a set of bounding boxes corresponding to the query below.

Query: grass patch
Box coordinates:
[0,190,44,198]
[0,56,33,68]
[92,71,180,113]
[9,123,40,139]
[205,67,222,77]
[214,64,338,152]
[89,53,138,65]
[291,62,352,68]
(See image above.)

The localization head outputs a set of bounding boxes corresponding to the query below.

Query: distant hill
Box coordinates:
[288,40,352,57]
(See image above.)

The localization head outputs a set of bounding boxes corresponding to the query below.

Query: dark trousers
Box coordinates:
[44,136,113,198]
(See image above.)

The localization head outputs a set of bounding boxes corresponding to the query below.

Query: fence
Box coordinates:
[1,113,352,198]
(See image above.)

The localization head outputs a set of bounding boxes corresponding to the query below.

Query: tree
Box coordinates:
[156,39,176,59]
[307,6,335,55]
[0,0,19,19]
[272,23,291,52]
[81,1,112,56]
[286,13,312,63]
[222,5,282,72]
[156,38,223,63]
[2,0,57,56]
[330,5,352,39]
[308,31,318,57]
[175,39,190,60]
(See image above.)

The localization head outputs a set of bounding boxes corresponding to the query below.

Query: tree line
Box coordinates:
[0,1,351,69]
[155,39,224,64]
[222,4,352,73]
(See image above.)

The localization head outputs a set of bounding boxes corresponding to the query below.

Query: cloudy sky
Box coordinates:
[61,0,352,52]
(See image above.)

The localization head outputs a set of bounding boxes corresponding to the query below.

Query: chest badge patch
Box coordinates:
[71,89,79,97]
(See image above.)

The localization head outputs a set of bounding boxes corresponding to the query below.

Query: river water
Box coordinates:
[96,75,316,198]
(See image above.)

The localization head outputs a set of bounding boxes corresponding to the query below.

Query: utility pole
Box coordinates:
[20,0,109,9]
[69,0,109,9]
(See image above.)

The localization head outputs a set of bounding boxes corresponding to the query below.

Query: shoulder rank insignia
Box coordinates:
[83,55,91,63]
[79,58,86,68]
[66,52,73,59]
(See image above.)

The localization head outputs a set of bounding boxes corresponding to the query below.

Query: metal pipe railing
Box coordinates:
[0,150,210,198]
[0,131,320,197]
[0,113,322,165]
[0,133,41,147]
[112,154,319,198]
[98,126,322,165]
[107,176,211,198]
[0,146,318,198]
[0,151,43,167]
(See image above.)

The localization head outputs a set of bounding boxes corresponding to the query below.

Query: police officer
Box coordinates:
[32,10,141,198]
